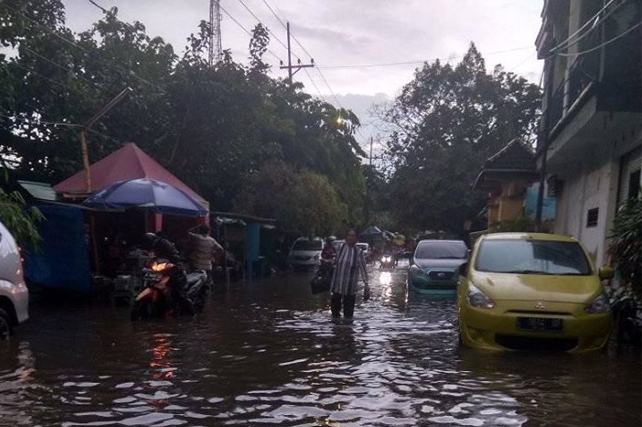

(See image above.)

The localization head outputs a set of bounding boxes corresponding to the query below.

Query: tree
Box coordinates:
[380,43,541,233]
[233,161,348,236]
[0,187,44,249]
[608,197,642,296]
[0,2,367,230]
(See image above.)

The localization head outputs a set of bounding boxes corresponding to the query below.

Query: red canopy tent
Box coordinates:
[55,142,207,208]
[55,143,208,236]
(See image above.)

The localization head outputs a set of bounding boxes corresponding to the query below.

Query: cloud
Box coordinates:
[61,0,544,141]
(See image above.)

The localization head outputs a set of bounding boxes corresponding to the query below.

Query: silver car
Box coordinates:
[287,238,323,271]
[0,220,29,339]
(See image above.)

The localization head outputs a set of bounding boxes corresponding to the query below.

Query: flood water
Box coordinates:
[1,267,640,426]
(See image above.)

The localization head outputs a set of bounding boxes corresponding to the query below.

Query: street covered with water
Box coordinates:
[1,267,640,427]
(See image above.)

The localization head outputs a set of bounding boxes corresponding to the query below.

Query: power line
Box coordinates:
[548,0,624,54]
[260,0,367,142]
[236,0,292,58]
[0,2,89,53]
[5,2,166,93]
[318,46,534,69]
[261,0,287,31]
[556,21,641,57]
[3,62,80,91]
[23,47,97,87]
[302,68,325,102]
[0,113,83,128]
[219,4,283,63]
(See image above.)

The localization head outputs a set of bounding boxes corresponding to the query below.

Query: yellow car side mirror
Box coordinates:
[599,266,614,280]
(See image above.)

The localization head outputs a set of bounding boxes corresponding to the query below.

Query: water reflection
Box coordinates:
[0,269,639,426]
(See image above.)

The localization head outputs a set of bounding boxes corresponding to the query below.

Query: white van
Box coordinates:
[287,237,323,271]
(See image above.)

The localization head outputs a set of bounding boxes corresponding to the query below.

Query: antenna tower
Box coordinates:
[209,0,222,65]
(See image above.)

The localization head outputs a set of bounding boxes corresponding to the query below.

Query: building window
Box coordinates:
[587,208,599,228]
[628,169,641,200]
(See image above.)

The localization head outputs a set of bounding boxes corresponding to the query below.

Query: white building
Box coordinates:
[536,0,641,266]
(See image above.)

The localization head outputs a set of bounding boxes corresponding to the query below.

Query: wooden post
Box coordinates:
[90,215,100,276]
[79,129,92,193]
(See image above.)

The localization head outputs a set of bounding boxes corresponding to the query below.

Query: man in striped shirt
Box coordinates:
[331,229,370,319]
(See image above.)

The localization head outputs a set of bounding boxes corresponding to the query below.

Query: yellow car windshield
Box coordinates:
[475,240,591,276]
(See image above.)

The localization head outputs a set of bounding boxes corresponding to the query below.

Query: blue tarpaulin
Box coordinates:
[24,205,92,293]
[525,186,556,221]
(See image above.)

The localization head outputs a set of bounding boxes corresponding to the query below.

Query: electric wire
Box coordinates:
[548,0,620,53]
[555,21,642,57]
[235,0,293,59]
[219,4,284,63]
[318,46,534,69]
[4,2,166,93]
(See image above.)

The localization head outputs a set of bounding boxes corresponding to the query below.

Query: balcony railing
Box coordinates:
[539,32,601,150]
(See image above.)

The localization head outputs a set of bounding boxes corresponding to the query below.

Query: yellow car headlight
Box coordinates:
[467,284,495,309]
[585,292,610,314]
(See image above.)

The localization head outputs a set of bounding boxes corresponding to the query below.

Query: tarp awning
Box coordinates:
[54,142,208,209]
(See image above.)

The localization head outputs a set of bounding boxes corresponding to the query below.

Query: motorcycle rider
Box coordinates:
[142,232,182,264]
[140,232,191,313]
[318,236,337,282]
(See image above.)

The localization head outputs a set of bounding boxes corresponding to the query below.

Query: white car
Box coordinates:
[0,220,29,339]
[287,238,323,271]
[357,243,371,262]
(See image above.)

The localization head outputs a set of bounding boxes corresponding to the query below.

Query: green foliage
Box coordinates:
[608,197,642,294]
[0,188,44,250]
[380,43,542,233]
[233,161,347,236]
[0,1,366,229]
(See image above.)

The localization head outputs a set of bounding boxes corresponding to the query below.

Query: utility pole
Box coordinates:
[78,86,132,276]
[365,137,374,227]
[209,0,222,66]
[79,87,132,193]
[535,61,552,231]
[279,22,314,82]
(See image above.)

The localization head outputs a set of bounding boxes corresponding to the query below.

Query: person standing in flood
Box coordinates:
[331,229,370,319]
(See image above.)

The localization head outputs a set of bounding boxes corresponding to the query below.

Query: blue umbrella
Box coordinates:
[83,179,208,217]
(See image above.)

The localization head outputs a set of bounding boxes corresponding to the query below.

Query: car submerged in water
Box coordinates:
[458,233,612,353]
[408,240,469,294]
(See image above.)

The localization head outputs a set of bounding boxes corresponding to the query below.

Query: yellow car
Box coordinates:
[458,233,613,353]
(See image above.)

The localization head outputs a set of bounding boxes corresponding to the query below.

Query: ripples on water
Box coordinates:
[0,268,640,426]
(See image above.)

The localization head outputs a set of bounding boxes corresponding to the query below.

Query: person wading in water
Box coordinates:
[331,229,370,319]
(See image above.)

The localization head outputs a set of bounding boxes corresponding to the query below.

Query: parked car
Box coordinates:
[458,233,612,353]
[331,240,370,262]
[332,239,345,253]
[408,240,469,294]
[0,220,29,339]
[287,237,323,271]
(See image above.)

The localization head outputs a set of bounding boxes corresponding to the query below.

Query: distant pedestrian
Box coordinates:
[186,225,224,274]
[331,229,370,319]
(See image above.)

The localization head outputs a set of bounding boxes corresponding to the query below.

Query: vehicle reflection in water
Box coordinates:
[379,271,393,302]
[0,268,639,426]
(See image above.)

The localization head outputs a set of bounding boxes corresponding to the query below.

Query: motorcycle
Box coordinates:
[380,254,396,269]
[610,288,642,347]
[131,259,209,320]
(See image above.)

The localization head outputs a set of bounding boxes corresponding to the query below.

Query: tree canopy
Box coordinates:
[0,0,366,235]
[379,43,541,234]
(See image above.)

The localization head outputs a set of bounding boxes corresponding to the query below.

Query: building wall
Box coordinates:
[555,159,618,266]
[554,129,641,267]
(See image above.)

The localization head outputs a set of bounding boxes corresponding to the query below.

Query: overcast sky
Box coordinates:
[63,0,544,145]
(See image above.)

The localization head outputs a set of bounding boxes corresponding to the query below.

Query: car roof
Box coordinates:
[417,239,465,244]
[480,232,578,242]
